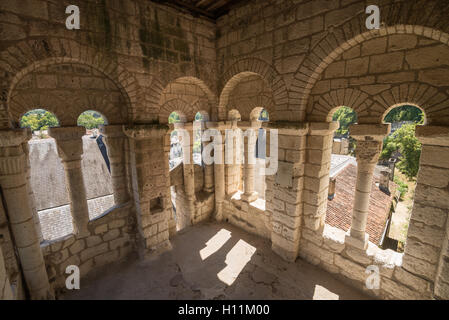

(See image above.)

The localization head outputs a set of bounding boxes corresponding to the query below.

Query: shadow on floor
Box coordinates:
[61,221,369,300]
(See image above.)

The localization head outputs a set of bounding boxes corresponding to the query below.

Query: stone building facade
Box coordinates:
[0,0,448,300]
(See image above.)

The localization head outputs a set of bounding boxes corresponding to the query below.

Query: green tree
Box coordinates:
[332,106,357,136]
[381,123,421,178]
[384,105,423,124]
[20,109,59,131]
[77,111,105,129]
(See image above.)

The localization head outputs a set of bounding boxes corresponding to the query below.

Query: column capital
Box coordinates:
[264,121,309,136]
[308,121,338,136]
[0,128,30,147]
[99,124,126,138]
[48,126,85,141]
[123,124,169,140]
[415,125,449,147]
[355,140,383,167]
[48,126,86,162]
[349,123,390,141]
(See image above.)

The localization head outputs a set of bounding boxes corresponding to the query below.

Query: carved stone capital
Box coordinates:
[349,124,390,141]
[99,124,126,138]
[48,126,85,162]
[123,124,169,140]
[355,140,383,167]
[264,121,309,136]
[0,128,30,147]
[308,121,338,136]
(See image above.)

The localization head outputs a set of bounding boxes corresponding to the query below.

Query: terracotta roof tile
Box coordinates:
[325,164,396,245]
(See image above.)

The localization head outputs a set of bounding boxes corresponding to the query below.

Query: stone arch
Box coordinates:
[372,84,446,125]
[307,88,370,122]
[158,76,216,123]
[159,98,195,124]
[8,62,129,126]
[219,58,288,121]
[0,38,144,128]
[293,1,449,121]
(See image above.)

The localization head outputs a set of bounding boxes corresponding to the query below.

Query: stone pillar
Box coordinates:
[176,123,195,229]
[202,121,215,192]
[240,122,260,203]
[345,124,390,250]
[269,123,309,262]
[206,122,226,221]
[302,122,338,233]
[48,126,89,237]
[100,125,129,205]
[0,129,52,299]
[22,130,43,243]
[402,125,449,296]
[124,125,171,256]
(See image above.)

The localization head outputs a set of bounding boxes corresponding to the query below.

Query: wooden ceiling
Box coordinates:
[151,0,241,19]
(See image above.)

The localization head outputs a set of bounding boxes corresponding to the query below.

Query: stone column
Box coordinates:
[22,130,43,243]
[0,129,52,299]
[345,124,390,250]
[269,122,309,262]
[402,125,449,297]
[48,126,89,237]
[100,125,129,205]
[302,122,338,232]
[175,123,195,228]
[206,121,226,221]
[202,121,214,193]
[240,122,260,203]
[124,125,171,256]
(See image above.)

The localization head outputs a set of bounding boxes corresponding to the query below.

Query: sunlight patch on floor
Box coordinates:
[200,228,232,260]
[217,239,256,286]
[313,284,340,300]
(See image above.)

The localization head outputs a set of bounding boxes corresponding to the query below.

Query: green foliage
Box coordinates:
[382,123,422,178]
[77,110,105,129]
[169,112,181,124]
[332,106,357,136]
[394,176,409,200]
[384,105,424,124]
[20,109,59,131]
[259,109,269,121]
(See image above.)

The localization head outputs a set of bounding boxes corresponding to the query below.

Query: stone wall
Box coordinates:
[42,203,136,293]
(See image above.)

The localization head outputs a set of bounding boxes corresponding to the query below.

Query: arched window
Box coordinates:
[20,109,59,138]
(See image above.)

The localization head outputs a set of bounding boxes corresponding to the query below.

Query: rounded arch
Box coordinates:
[159,76,216,123]
[0,38,142,128]
[307,88,371,122]
[294,2,449,122]
[194,110,210,122]
[160,99,192,124]
[227,109,241,121]
[219,58,288,121]
[250,107,265,122]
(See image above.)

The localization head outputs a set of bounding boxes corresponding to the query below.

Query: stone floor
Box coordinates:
[60,221,370,300]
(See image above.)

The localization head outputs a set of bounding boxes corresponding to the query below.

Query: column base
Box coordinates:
[241,191,258,203]
[345,232,369,250]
